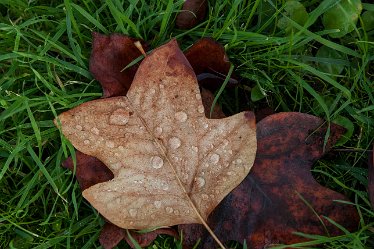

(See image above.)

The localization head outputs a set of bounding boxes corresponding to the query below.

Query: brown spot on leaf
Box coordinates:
[180,112,359,248]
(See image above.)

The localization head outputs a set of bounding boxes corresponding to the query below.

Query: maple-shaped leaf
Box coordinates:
[56,40,256,236]
[181,112,359,248]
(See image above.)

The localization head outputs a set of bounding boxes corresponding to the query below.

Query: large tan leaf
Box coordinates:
[56,40,256,232]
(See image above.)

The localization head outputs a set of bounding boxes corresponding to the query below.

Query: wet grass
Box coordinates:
[0,0,373,248]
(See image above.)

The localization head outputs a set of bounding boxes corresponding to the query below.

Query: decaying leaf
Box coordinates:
[125,228,179,248]
[62,150,113,190]
[181,112,359,248]
[368,145,374,208]
[185,38,237,90]
[176,0,207,29]
[56,39,257,240]
[89,32,145,97]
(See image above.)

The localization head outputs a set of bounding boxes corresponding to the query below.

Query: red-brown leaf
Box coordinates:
[185,38,237,90]
[180,112,359,248]
[62,150,113,190]
[125,228,179,248]
[89,32,145,98]
[99,223,125,249]
[176,0,207,29]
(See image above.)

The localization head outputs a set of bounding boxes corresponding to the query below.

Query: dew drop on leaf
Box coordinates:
[168,137,181,150]
[175,111,188,122]
[109,108,130,125]
[154,200,162,209]
[197,105,204,113]
[75,124,83,130]
[91,127,100,135]
[150,156,164,169]
[195,177,206,188]
[165,207,173,214]
[210,153,220,164]
[154,126,163,137]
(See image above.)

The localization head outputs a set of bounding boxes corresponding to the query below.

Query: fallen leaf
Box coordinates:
[185,38,237,90]
[62,150,113,190]
[125,228,179,248]
[180,112,359,248]
[176,0,207,29]
[89,32,145,98]
[99,223,125,249]
[99,223,178,249]
[64,35,232,249]
[368,145,374,208]
[56,40,256,245]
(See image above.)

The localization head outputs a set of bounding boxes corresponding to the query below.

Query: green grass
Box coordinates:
[0,0,373,248]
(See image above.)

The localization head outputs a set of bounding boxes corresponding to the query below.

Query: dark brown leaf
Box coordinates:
[185,38,237,90]
[176,0,207,29]
[89,32,145,98]
[180,112,359,248]
[125,228,179,248]
[368,145,374,208]
[99,223,125,249]
[62,150,113,191]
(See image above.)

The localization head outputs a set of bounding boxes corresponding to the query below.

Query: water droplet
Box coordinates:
[165,207,173,214]
[154,127,163,137]
[150,214,156,219]
[228,150,233,155]
[168,137,181,150]
[83,139,90,145]
[175,111,187,122]
[160,84,164,89]
[161,182,169,190]
[75,125,83,130]
[173,210,180,215]
[91,127,100,135]
[149,88,156,94]
[203,123,209,129]
[227,171,233,176]
[150,156,164,169]
[185,209,190,214]
[223,139,229,147]
[109,108,130,126]
[129,208,138,217]
[235,158,243,164]
[210,154,220,164]
[197,105,204,113]
[202,194,209,200]
[195,177,206,189]
[154,200,162,209]
[106,141,115,148]
[192,146,198,152]
[195,93,201,100]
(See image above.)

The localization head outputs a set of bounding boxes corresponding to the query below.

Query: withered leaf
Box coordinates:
[181,112,359,248]
[176,0,207,29]
[62,150,113,190]
[89,32,145,98]
[99,223,178,249]
[185,38,237,90]
[56,40,257,232]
